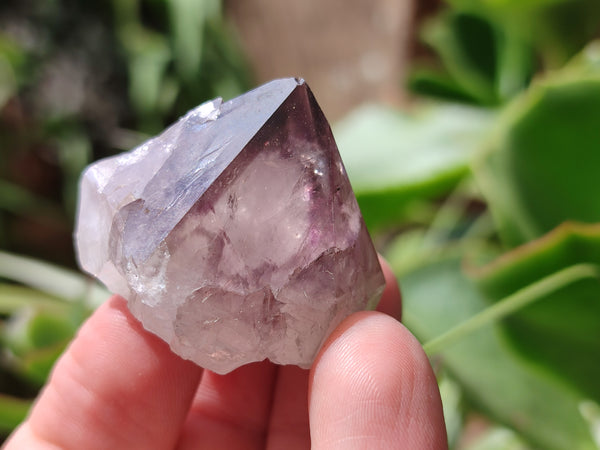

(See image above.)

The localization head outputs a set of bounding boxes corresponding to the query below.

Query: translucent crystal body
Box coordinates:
[75,78,385,374]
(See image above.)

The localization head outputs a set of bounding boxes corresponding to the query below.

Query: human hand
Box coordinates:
[5,259,447,449]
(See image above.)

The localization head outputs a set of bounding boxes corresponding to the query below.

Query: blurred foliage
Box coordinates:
[337,0,600,448]
[1,0,600,447]
[409,0,600,105]
[0,0,250,439]
[0,0,250,266]
[336,103,495,230]
[400,259,596,449]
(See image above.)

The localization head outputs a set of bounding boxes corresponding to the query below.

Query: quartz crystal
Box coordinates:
[75,78,385,374]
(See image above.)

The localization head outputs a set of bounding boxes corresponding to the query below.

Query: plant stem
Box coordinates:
[423,263,600,356]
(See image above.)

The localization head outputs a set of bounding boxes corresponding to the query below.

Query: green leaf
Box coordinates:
[0,179,61,217]
[27,312,76,349]
[0,55,16,110]
[408,69,481,104]
[118,23,173,132]
[420,12,500,105]
[168,0,220,81]
[16,342,68,386]
[0,251,109,308]
[438,375,464,448]
[474,51,600,245]
[463,427,527,450]
[531,0,600,67]
[0,394,31,435]
[494,23,534,101]
[445,0,600,68]
[560,40,600,77]
[446,0,567,12]
[417,1,600,107]
[334,103,494,229]
[0,284,69,314]
[467,222,600,404]
[415,9,534,105]
[54,129,92,219]
[424,263,598,357]
[0,33,27,109]
[398,258,598,449]
[3,308,79,386]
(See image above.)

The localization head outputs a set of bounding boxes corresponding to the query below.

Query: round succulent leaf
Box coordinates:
[467,222,600,404]
[474,67,600,246]
[335,103,494,229]
[398,257,598,449]
[2,308,76,386]
[3,308,76,358]
[419,11,500,105]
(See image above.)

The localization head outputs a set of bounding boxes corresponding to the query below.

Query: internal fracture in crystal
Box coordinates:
[75,78,385,374]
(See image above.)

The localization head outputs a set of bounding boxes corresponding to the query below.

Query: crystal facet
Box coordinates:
[75,78,385,374]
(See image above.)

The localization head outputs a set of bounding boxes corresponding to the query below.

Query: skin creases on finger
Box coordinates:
[309,312,448,450]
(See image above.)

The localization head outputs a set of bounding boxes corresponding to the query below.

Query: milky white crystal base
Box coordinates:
[75,78,384,374]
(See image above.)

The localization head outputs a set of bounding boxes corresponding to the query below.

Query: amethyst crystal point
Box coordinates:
[75,78,385,374]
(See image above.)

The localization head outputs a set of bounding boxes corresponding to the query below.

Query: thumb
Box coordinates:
[309,312,447,449]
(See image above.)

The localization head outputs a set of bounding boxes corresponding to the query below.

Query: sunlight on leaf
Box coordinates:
[0,251,108,308]
[335,103,494,228]
[399,258,598,449]
[474,55,600,245]
[468,223,600,404]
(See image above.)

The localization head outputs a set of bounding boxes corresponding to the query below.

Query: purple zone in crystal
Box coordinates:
[75,78,385,374]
